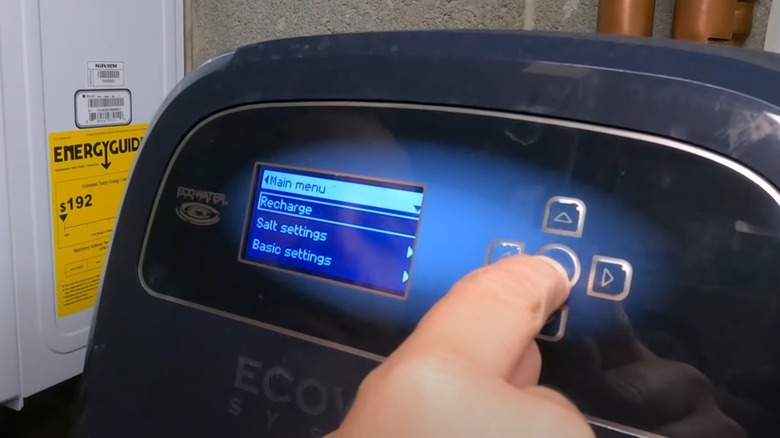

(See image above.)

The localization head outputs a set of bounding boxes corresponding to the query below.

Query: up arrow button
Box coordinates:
[587,256,633,301]
[543,196,586,238]
[553,212,574,224]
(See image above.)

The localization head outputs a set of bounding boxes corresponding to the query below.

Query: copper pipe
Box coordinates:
[597,0,656,37]
[672,0,737,43]
[733,0,757,46]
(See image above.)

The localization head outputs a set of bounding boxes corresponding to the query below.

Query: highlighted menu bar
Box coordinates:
[241,163,426,298]
[261,169,424,215]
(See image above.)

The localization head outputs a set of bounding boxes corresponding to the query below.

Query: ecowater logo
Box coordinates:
[175,186,228,226]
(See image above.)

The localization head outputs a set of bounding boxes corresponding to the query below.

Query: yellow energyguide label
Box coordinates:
[49,124,147,317]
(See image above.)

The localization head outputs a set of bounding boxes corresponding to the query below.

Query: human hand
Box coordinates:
[327,255,595,438]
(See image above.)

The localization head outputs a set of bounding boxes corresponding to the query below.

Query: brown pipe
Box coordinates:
[672,0,737,43]
[597,0,656,37]
[732,0,757,46]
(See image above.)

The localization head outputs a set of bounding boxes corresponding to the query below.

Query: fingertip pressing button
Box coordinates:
[537,255,572,287]
[535,244,581,287]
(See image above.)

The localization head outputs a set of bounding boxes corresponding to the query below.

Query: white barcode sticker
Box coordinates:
[75,89,132,128]
[87,61,124,87]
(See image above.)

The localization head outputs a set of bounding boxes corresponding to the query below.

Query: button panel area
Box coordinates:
[486,195,634,343]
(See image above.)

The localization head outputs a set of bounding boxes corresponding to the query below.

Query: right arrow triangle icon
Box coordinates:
[402,271,409,283]
[601,268,615,288]
[553,212,574,224]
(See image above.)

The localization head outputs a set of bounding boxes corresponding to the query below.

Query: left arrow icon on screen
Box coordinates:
[402,271,409,283]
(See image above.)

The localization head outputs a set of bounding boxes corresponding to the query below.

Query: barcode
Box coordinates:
[88,97,125,108]
[89,111,124,122]
[97,70,120,78]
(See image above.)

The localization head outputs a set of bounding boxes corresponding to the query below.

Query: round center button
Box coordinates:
[536,244,581,286]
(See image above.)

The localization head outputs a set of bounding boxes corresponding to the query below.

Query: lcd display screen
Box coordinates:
[240,163,425,297]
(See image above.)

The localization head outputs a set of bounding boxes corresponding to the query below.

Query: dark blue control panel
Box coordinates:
[131,102,780,438]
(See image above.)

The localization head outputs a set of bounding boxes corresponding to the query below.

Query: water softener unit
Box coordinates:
[76,31,780,437]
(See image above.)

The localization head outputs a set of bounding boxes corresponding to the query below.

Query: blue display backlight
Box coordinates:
[240,163,426,297]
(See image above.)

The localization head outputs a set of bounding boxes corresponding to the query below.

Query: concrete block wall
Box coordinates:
[188,0,773,69]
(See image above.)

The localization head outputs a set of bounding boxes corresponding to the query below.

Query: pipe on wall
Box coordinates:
[597,0,656,36]
[672,0,738,43]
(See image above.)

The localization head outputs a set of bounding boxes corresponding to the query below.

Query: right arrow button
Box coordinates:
[600,268,614,288]
[587,256,633,301]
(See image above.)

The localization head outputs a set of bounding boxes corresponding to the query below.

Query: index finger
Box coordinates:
[392,255,570,379]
